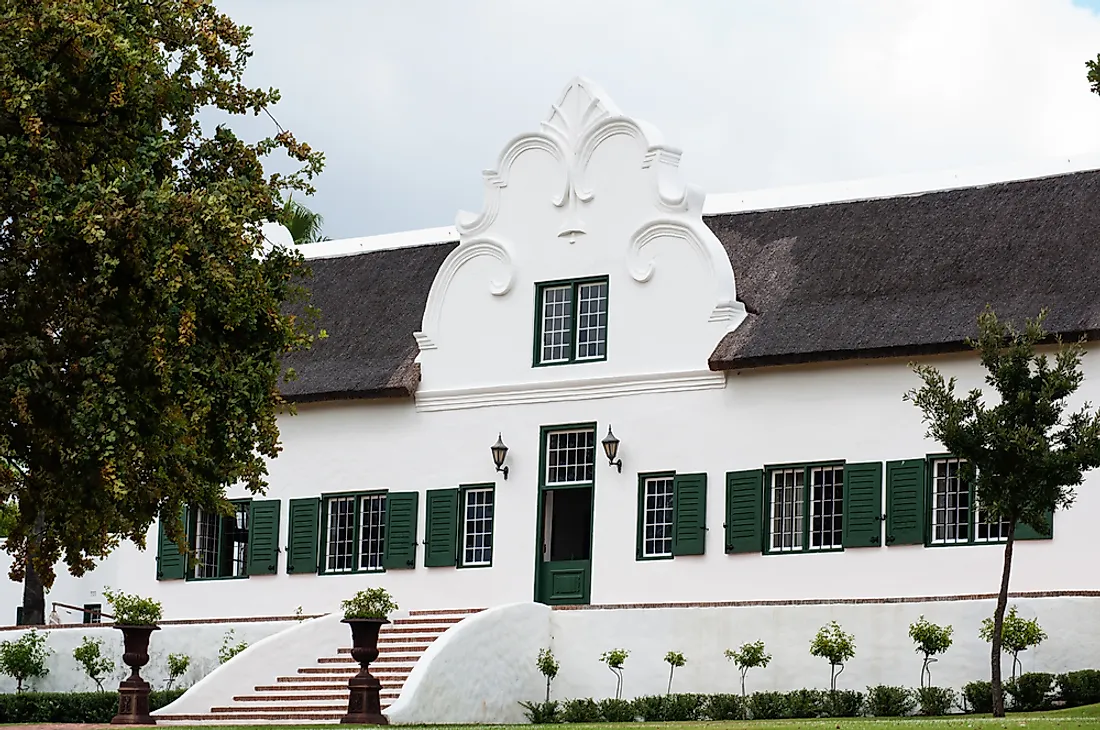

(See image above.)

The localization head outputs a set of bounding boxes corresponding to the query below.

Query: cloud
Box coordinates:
[215,0,1100,239]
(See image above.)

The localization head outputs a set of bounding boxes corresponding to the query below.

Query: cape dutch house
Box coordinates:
[10,77,1100,723]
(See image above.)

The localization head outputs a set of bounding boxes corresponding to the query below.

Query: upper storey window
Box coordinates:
[534,277,609,366]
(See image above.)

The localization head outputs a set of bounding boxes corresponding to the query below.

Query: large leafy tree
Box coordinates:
[905,308,1100,717]
[0,0,324,622]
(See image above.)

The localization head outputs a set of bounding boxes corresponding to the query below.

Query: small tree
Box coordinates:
[724,641,772,697]
[908,616,954,687]
[0,628,50,691]
[166,653,191,690]
[600,648,629,700]
[536,647,559,702]
[218,629,248,664]
[810,621,855,693]
[664,651,685,694]
[979,605,1046,682]
[73,636,114,691]
[905,307,1100,717]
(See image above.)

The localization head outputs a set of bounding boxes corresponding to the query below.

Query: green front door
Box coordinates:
[535,486,593,605]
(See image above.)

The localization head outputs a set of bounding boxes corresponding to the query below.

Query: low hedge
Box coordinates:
[0,689,185,723]
[1058,670,1100,708]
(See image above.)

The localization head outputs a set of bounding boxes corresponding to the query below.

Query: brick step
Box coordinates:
[213,703,348,712]
[275,677,408,688]
[157,712,353,721]
[235,693,350,702]
[391,616,463,625]
[377,635,442,644]
[383,625,450,635]
[320,650,427,664]
[407,607,485,616]
[257,683,353,691]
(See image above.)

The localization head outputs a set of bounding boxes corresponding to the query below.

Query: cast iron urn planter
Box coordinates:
[111,624,160,725]
[341,617,390,725]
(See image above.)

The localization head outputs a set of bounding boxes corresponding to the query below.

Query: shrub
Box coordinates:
[0,689,184,723]
[218,629,248,664]
[632,694,706,722]
[823,689,865,717]
[748,690,788,719]
[963,680,993,714]
[785,688,824,718]
[703,693,746,721]
[810,620,856,692]
[664,650,685,694]
[102,588,161,626]
[724,640,772,697]
[560,698,601,723]
[340,587,397,619]
[165,652,190,690]
[597,698,635,722]
[72,636,114,691]
[909,615,953,688]
[979,605,1046,681]
[867,685,915,716]
[1005,672,1054,712]
[536,647,559,702]
[0,629,50,691]
[600,648,629,700]
[1056,669,1100,708]
[519,700,560,724]
[916,686,957,716]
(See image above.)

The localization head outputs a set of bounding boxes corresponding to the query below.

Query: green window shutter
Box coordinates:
[1015,508,1054,540]
[247,500,281,576]
[672,473,707,556]
[424,489,459,567]
[287,498,320,574]
[843,462,883,548]
[886,459,926,546]
[384,491,419,570]
[156,508,187,581]
[724,470,763,554]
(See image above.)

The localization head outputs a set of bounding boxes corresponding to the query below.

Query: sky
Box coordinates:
[214,0,1100,240]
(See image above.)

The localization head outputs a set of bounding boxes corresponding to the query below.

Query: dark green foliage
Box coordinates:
[963,680,994,714]
[560,698,602,723]
[823,689,865,717]
[518,700,560,724]
[629,694,704,722]
[916,686,957,716]
[1005,672,1054,712]
[703,693,746,721]
[0,689,184,723]
[1057,669,1100,707]
[597,698,635,723]
[747,690,788,719]
[867,685,915,716]
[785,688,824,718]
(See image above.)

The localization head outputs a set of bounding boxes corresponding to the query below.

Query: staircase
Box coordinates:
[157,608,483,724]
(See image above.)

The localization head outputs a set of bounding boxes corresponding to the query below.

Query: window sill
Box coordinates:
[637,553,674,562]
[185,574,250,582]
[764,547,845,556]
[319,569,387,576]
[457,562,493,570]
[926,540,1007,548]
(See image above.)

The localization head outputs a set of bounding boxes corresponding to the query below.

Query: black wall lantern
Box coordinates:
[491,433,509,480]
[601,425,622,473]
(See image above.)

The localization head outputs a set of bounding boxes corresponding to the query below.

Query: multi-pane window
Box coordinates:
[82,604,102,624]
[461,487,495,567]
[641,476,674,558]
[191,501,250,579]
[766,463,844,554]
[535,278,609,365]
[544,428,596,486]
[930,457,1009,545]
[324,493,387,574]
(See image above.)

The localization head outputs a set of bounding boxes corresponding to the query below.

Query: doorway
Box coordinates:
[535,487,593,604]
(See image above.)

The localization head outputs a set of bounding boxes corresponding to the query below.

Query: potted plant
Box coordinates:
[339,587,397,725]
[103,588,162,725]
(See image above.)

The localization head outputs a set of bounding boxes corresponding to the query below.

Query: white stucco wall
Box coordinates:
[0,618,299,693]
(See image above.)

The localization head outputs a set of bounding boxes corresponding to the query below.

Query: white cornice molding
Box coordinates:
[414,369,727,412]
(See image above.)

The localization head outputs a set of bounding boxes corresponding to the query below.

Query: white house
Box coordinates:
[6,77,1100,723]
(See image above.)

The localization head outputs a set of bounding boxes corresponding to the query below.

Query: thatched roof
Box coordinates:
[279,170,1100,402]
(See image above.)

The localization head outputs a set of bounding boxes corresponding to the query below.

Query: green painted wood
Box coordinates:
[886,459,926,546]
[844,462,883,548]
[424,489,459,567]
[672,472,707,556]
[724,470,763,554]
[156,508,187,580]
[246,500,281,575]
[286,498,320,574]
[1015,508,1054,540]
[384,491,419,569]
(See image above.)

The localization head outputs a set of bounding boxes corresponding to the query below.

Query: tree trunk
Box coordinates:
[991,522,1016,718]
[20,512,45,626]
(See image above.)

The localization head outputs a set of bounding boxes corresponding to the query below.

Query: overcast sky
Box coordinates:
[215,0,1100,240]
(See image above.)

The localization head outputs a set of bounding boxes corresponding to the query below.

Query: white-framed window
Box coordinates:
[640,476,674,558]
[809,465,844,550]
[323,493,387,573]
[544,428,596,486]
[930,456,1009,545]
[769,468,804,552]
[535,278,609,365]
[191,502,250,579]
[766,463,845,554]
[461,487,495,567]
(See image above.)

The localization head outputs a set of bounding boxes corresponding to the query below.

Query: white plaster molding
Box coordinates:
[626,219,744,323]
[414,236,515,351]
[415,369,727,412]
